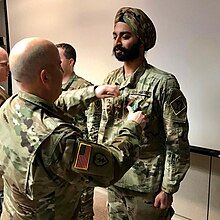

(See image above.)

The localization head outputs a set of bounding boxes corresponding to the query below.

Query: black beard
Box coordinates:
[113,41,141,61]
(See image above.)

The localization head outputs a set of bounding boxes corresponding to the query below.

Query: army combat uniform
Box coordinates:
[0,87,142,220]
[97,60,190,219]
[62,73,98,220]
[0,86,9,215]
[0,86,9,106]
[62,73,92,137]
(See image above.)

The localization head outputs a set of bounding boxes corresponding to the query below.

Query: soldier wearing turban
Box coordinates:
[114,7,156,51]
[93,6,190,220]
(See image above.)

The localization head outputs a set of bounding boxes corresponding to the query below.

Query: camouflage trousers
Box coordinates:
[75,187,94,220]
[107,186,174,220]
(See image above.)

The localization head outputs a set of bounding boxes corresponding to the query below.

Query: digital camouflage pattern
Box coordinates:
[114,7,156,51]
[0,86,9,107]
[0,86,9,215]
[62,73,92,91]
[108,185,174,220]
[62,73,92,139]
[98,60,190,195]
[62,74,101,142]
[0,88,142,220]
[62,73,97,220]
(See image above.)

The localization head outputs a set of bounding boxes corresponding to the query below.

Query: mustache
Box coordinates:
[113,45,128,53]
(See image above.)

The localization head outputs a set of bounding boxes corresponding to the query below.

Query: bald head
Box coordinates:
[9,37,63,102]
[0,47,9,83]
[9,37,58,83]
[0,47,8,58]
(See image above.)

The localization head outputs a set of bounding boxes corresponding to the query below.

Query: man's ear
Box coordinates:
[138,43,145,56]
[40,69,49,85]
[69,58,75,67]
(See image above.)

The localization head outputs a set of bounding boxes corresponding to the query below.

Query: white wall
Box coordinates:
[7,0,220,151]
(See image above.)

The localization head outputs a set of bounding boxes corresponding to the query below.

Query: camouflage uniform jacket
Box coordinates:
[0,90,142,219]
[62,73,101,142]
[0,86,9,191]
[0,86,9,107]
[98,60,190,194]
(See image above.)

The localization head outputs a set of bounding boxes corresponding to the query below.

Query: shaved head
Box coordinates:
[0,47,8,58]
[9,37,63,102]
[9,37,58,83]
[0,47,9,83]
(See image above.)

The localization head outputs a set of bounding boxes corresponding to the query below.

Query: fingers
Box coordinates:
[153,191,173,209]
[127,108,148,129]
[95,85,120,98]
[154,198,160,208]
[127,105,134,114]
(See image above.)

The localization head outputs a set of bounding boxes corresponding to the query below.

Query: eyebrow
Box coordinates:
[113,31,132,36]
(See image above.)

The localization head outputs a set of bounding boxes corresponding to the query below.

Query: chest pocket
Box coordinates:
[127,90,153,116]
[103,89,153,123]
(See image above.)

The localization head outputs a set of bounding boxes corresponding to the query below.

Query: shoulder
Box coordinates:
[73,74,92,89]
[145,64,180,88]
[104,67,123,84]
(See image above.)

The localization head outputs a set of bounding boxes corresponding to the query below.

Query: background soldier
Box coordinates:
[95,7,190,220]
[0,37,147,219]
[0,47,10,216]
[0,47,9,106]
[56,43,97,220]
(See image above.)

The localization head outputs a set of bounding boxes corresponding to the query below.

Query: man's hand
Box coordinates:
[127,106,147,129]
[95,85,120,98]
[154,190,173,209]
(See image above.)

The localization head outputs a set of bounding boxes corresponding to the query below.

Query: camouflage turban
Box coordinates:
[114,7,156,51]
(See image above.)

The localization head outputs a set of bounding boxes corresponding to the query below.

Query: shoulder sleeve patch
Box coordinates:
[94,153,109,166]
[170,95,186,115]
[73,142,92,170]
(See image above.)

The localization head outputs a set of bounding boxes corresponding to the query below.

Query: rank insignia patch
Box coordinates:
[74,142,91,170]
[94,153,108,166]
[170,95,186,115]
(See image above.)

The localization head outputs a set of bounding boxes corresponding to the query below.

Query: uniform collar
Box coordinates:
[18,91,54,108]
[116,59,149,90]
[18,91,75,124]
[62,72,77,91]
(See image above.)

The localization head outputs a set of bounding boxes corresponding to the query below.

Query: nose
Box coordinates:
[114,36,122,47]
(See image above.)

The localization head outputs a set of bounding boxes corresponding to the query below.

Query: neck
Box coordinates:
[123,56,145,76]
[62,71,74,84]
[17,82,55,104]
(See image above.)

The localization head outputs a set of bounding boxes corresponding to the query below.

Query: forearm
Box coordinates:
[55,86,97,115]
[109,120,142,183]
[162,139,190,194]
[162,109,190,194]
[162,85,190,194]
[86,100,102,143]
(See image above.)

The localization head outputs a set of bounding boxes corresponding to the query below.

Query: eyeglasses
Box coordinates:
[0,61,9,67]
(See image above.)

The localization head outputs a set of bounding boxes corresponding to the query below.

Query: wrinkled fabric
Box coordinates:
[62,73,95,220]
[0,86,9,216]
[108,185,174,220]
[97,59,190,194]
[0,90,142,219]
[0,86,9,107]
[114,7,156,51]
[62,73,92,140]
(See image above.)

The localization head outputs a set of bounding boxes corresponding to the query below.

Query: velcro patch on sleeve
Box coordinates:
[170,95,186,115]
[94,153,108,166]
[73,142,92,170]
